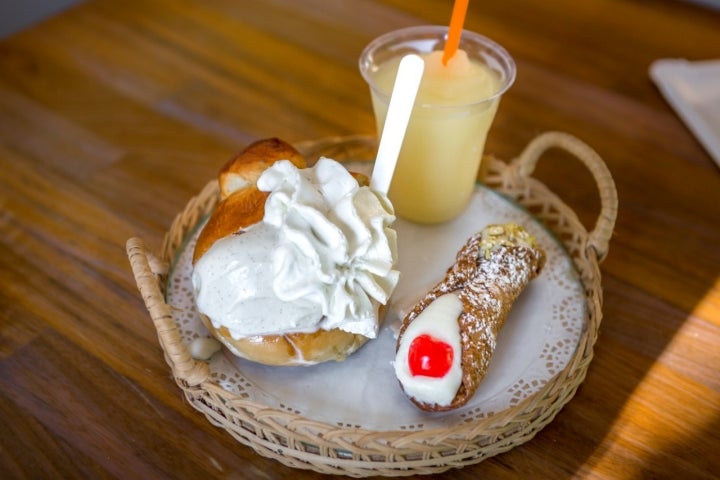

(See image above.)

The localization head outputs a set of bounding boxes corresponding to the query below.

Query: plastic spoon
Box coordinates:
[370,54,424,195]
[442,0,469,66]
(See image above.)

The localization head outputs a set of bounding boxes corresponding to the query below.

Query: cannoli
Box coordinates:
[394,223,545,411]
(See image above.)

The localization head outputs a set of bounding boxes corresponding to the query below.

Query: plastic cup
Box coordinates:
[359,26,516,224]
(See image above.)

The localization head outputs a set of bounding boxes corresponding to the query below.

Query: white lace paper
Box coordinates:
[167,183,586,431]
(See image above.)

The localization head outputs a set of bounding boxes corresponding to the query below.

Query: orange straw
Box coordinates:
[442,0,469,65]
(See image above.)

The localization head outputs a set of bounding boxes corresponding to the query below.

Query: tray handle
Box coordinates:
[510,131,618,262]
[126,237,209,386]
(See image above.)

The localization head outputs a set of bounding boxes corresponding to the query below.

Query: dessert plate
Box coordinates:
[128,133,617,476]
[167,178,584,430]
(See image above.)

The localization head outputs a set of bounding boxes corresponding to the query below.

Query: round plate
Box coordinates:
[166,158,586,431]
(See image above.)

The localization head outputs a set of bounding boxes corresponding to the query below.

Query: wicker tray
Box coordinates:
[127,132,617,477]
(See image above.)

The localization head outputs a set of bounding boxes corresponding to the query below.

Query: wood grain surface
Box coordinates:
[1,0,719,478]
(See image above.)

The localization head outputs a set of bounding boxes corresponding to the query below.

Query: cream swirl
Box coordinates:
[258,157,399,337]
[192,157,399,339]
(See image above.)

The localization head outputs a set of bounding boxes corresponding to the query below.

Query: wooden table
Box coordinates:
[1,0,719,478]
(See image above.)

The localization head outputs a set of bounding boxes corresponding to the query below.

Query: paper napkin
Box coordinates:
[650,58,720,169]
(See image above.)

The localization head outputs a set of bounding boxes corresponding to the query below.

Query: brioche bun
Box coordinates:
[192,138,380,366]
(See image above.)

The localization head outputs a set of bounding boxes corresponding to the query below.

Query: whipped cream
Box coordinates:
[192,157,399,339]
[394,293,463,407]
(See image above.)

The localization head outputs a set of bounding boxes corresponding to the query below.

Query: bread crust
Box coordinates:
[193,186,268,264]
[193,138,378,366]
[199,315,371,366]
[218,137,306,199]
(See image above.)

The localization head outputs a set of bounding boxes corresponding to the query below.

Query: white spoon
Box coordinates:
[370,54,424,195]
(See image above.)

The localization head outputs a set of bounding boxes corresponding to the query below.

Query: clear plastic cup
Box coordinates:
[359,26,516,224]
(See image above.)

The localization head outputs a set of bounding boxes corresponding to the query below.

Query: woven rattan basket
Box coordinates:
[127,132,617,477]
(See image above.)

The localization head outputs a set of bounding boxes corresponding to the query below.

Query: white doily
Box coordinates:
[167,184,585,431]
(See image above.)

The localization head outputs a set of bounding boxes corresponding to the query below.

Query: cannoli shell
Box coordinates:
[397,224,546,412]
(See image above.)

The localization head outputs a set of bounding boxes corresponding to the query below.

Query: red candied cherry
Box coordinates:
[408,334,453,378]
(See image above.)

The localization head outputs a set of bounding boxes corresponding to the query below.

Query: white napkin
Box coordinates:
[650,58,720,169]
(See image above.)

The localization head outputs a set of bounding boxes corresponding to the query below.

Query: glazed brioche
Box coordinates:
[193,186,268,264]
[192,138,380,366]
[194,138,305,264]
[218,137,306,198]
[206,322,373,366]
